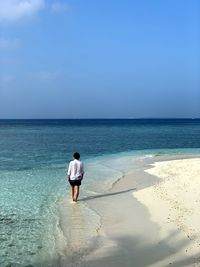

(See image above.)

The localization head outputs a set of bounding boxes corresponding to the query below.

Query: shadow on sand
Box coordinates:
[79,188,137,201]
[81,231,200,267]
[33,230,200,267]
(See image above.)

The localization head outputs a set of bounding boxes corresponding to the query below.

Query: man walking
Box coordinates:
[67,152,84,202]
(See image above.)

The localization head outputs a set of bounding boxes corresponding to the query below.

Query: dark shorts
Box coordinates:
[69,179,82,187]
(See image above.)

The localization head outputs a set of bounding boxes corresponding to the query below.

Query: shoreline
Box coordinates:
[36,153,200,267]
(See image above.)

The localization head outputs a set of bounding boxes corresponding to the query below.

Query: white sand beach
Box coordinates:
[41,156,200,267]
[80,157,200,267]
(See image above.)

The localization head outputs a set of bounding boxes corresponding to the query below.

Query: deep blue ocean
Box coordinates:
[1,119,200,171]
[0,119,200,266]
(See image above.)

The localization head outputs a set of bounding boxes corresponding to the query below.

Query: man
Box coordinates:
[67,152,84,203]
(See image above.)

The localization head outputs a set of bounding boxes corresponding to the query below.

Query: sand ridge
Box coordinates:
[134,158,200,266]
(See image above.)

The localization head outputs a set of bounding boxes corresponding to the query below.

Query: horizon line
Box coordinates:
[0,118,200,120]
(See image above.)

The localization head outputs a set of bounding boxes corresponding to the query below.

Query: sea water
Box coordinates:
[0,119,200,266]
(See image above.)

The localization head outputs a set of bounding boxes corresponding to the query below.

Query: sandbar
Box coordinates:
[81,156,200,267]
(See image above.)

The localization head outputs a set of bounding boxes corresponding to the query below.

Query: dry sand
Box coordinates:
[134,158,200,266]
[81,157,200,267]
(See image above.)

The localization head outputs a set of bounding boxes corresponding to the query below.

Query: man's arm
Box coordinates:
[67,162,71,181]
[81,163,84,180]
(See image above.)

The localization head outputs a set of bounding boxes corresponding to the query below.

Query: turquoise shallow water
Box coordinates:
[0,119,200,266]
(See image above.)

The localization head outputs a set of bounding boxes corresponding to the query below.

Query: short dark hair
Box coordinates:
[73,152,80,160]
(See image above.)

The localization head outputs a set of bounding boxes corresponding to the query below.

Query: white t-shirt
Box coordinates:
[67,159,84,180]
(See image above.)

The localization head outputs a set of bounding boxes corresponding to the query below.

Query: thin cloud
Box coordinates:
[0,0,45,22]
[0,37,21,49]
[51,2,69,13]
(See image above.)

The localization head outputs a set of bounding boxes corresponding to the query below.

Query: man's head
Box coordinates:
[73,152,80,160]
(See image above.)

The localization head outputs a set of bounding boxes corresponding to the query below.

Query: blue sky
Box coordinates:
[0,0,199,118]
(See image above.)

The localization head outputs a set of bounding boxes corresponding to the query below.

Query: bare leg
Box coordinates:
[74,186,80,202]
[70,186,75,201]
